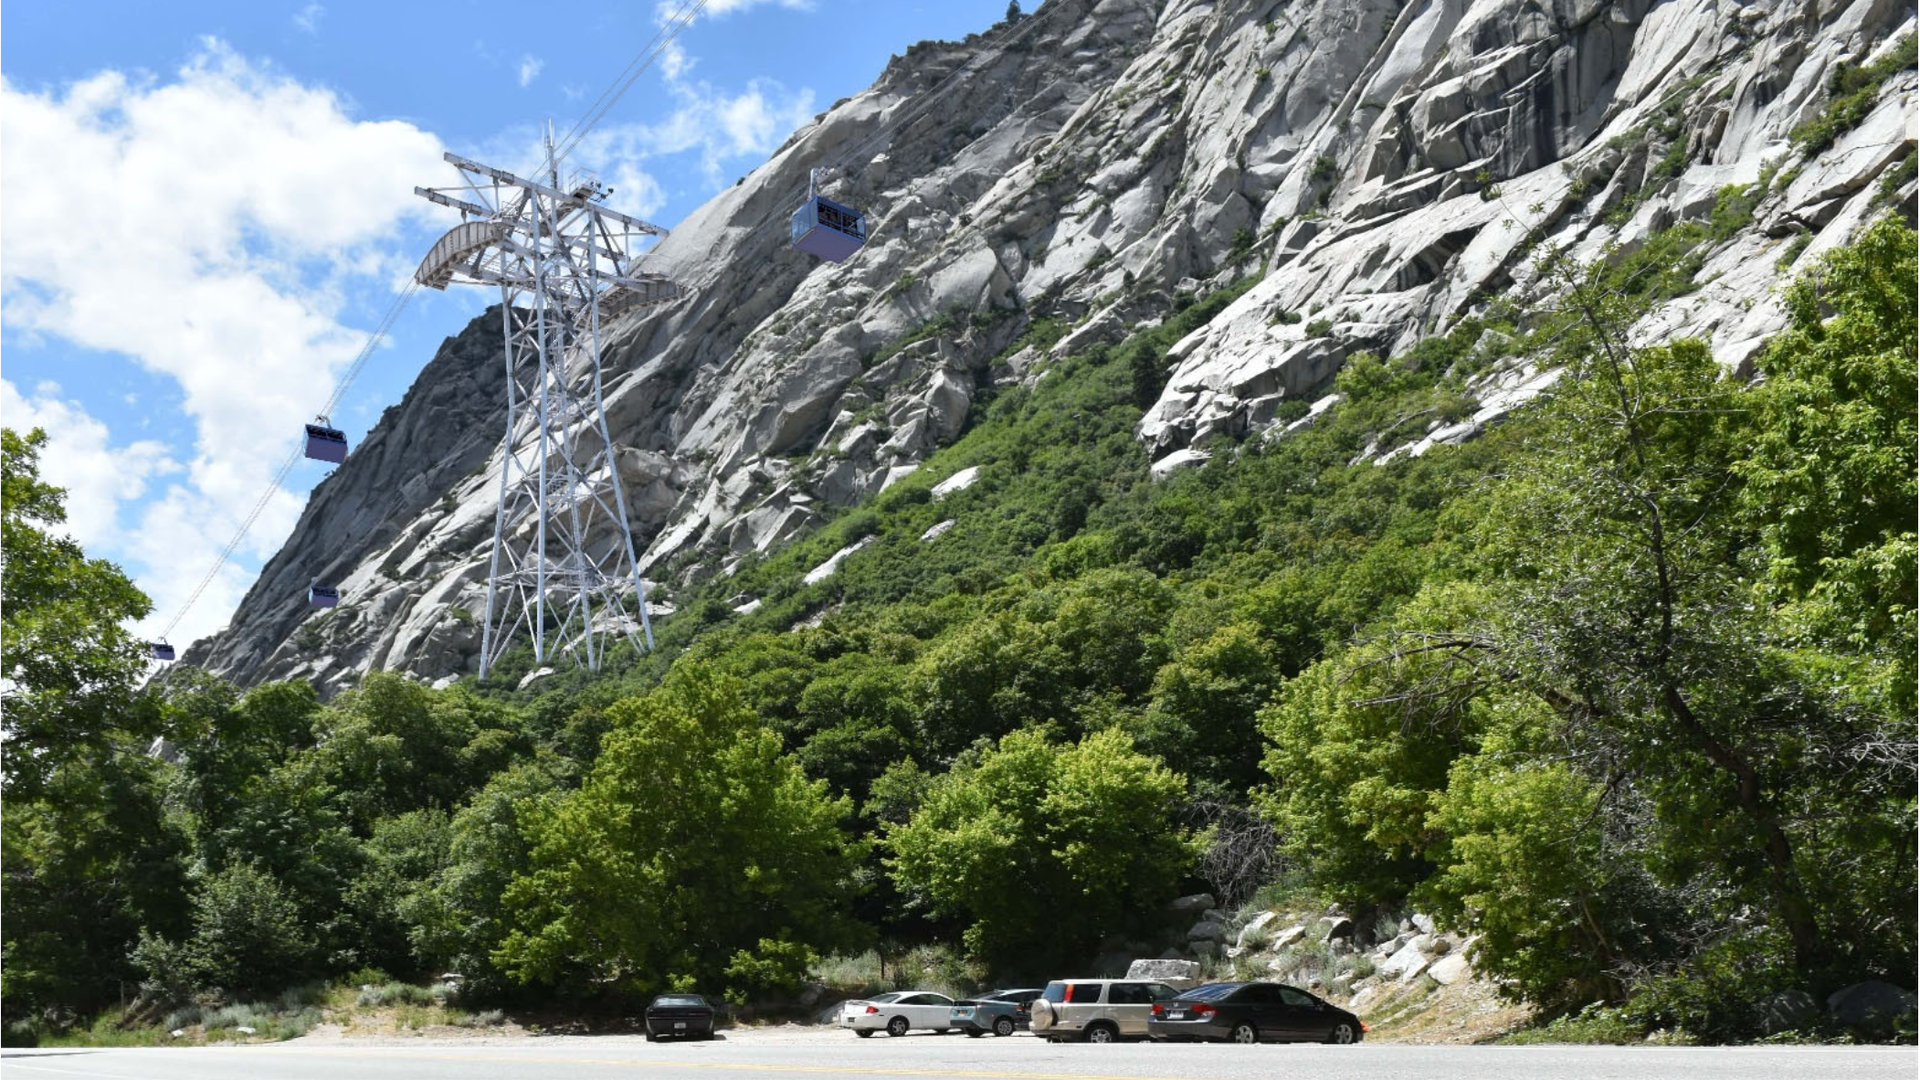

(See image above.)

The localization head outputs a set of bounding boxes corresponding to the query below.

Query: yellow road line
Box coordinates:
[239,1045,1221,1080]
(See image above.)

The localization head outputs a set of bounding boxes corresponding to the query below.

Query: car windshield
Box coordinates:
[653,995,705,1006]
[1180,982,1244,1001]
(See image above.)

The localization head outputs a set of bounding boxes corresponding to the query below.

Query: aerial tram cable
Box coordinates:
[550,0,713,169]
[150,280,422,653]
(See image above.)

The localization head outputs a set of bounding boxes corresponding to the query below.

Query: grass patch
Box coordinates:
[1498,1003,1687,1045]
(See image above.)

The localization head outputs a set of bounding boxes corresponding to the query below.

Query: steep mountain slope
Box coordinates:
[186,0,1916,694]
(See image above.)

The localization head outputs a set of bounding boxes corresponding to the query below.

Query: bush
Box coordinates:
[1304,317,1334,338]
[356,982,436,1008]
[181,864,317,998]
[723,938,817,1003]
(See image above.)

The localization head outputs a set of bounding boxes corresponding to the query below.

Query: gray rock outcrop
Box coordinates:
[182,0,1917,693]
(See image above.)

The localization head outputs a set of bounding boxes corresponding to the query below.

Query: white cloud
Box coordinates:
[293,3,325,34]
[0,39,447,647]
[0,380,179,553]
[517,54,544,88]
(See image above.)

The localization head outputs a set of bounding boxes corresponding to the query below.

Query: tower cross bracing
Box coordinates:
[414,136,681,678]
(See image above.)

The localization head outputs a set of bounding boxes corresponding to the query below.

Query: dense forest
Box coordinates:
[3,212,1913,1044]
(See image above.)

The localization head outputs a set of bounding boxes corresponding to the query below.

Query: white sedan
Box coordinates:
[839,991,957,1037]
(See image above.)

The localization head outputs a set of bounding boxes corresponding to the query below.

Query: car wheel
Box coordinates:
[1327,1021,1356,1044]
[886,1016,910,1038]
[1085,1023,1118,1044]
[1231,1022,1258,1044]
[855,1029,875,1038]
[993,1016,1016,1038]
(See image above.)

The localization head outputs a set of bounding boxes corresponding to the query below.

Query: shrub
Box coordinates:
[1304,317,1334,338]
[356,982,436,1008]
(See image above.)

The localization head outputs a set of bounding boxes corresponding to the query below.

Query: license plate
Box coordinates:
[674,1021,686,1029]
[1166,1011,1186,1019]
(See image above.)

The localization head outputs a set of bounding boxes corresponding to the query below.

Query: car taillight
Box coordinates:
[1151,1004,1165,1016]
[1360,1020,1371,1032]
[864,1005,878,1014]
[1191,1003,1216,1017]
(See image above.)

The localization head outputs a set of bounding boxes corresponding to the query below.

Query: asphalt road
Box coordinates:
[2,1029,1913,1080]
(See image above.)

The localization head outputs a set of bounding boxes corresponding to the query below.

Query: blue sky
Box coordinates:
[1,0,1016,650]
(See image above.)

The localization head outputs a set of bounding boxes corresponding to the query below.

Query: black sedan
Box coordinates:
[1146,981,1365,1044]
[644,994,716,1040]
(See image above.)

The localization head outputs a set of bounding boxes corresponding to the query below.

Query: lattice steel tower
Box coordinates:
[413,132,681,678]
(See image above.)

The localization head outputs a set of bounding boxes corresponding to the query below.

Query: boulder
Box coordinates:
[1235,911,1280,950]
[1410,912,1435,935]
[1128,958,1201,987]
[1379,935,1433,978]
[1322,916,1356,942]
[1758,989,1817,1035]
[1187,916,1229,943]
[1274,924,1308,949]
[1827,980,1917,1032]
[1168,893,1217,916]
[1426,953,1471,986]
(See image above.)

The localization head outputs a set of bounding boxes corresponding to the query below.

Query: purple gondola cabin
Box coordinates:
[148,642,175,661]
[304,424,349,464]
[790,194,866,262]
[308,585,340,609]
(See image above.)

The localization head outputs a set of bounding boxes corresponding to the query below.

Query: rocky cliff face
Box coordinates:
[186,0,1917,694]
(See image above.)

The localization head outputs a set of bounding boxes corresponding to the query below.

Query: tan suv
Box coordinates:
[1028,979,1179,1043]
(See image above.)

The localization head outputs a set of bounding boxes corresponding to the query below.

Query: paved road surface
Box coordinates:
[2,1029,1913,1080]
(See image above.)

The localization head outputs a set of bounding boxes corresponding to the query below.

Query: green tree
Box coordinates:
[496,666,864,995]
[409,763,565,998]
[1,428,157,798]
[1738,213,1917,717]
[0,429,188,1025]
[175,863,318,997]
[885,727,1199,976]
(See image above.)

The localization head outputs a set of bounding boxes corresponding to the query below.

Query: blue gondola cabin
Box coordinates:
[791,194,866,262]
[309,585,340,609]
[304,424,349,464]
[149,642,175,661]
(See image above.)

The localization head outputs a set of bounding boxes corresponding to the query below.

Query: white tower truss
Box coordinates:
[414,136,681,678]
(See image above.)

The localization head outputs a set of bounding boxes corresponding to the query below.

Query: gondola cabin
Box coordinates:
[308,585,340,609]
[304,424,349,464]
[148,642,175,662]
[790,194,866,262]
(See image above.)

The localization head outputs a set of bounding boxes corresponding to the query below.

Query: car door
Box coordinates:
[1106,982,1155,1034]
[1230,983,1282,1038]
[1274,985,1323,1040]
[912,993,954,1029]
